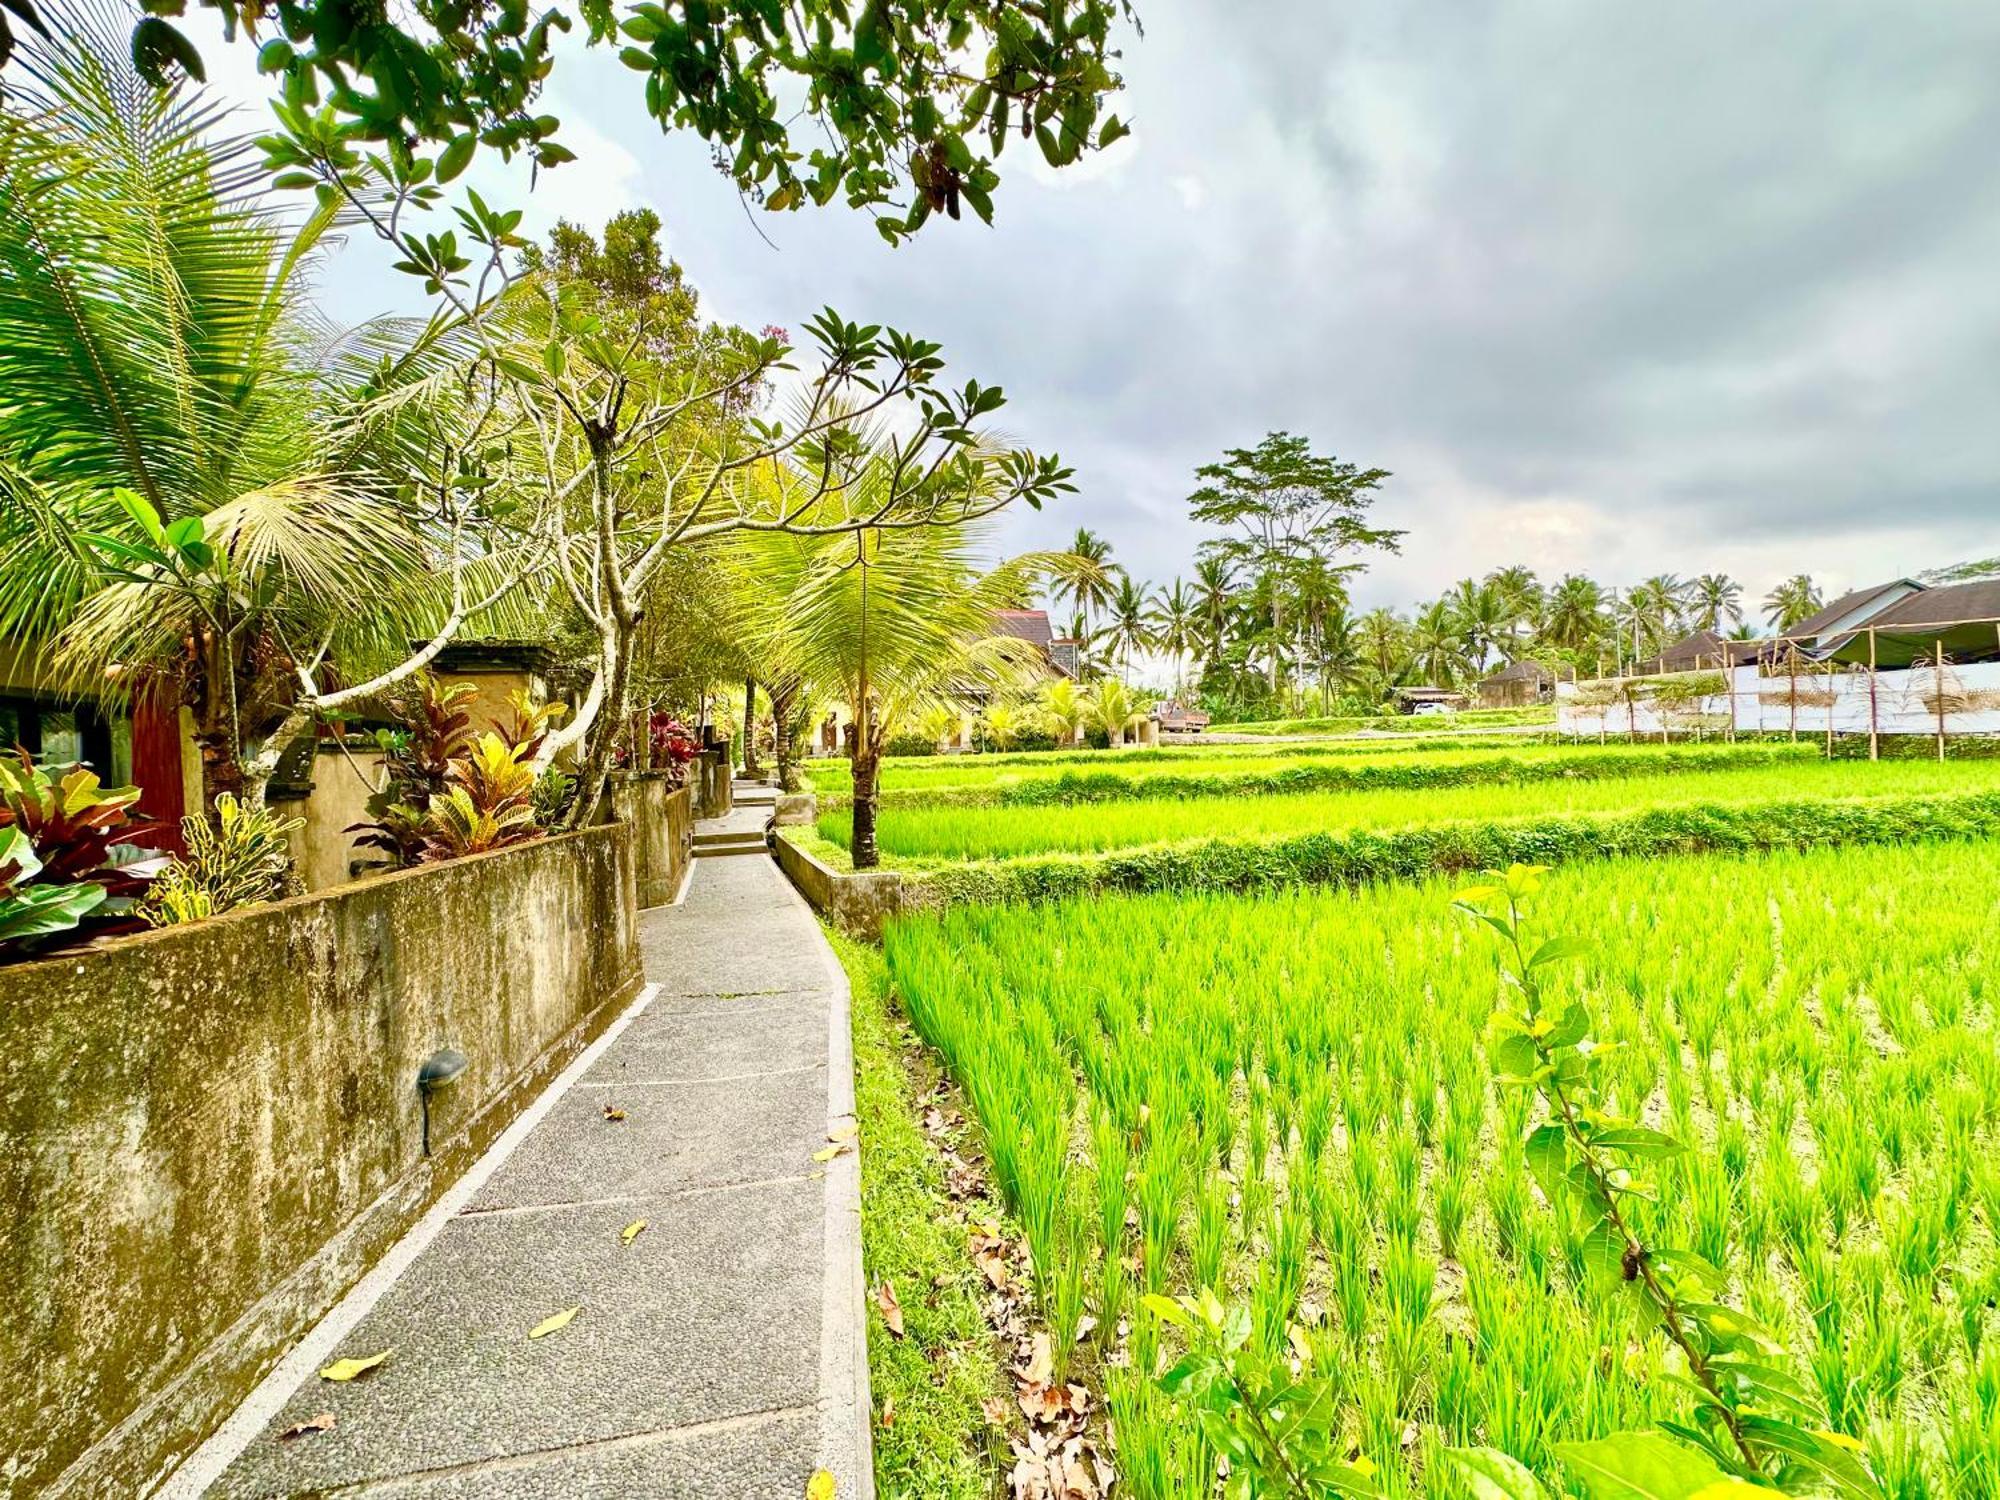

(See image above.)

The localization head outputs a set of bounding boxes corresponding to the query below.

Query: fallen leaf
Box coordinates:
[879,1394,897,1428]
[876,1280,906,1338]
[1020,1331,1053,1386]
[620,1219,648,1246]
[812,1142,853,1163]
[528,1306,580,1339]
[806,1471,837,1500]
[318,1349,391,1382]
[1074,1315,1097,1344]
[602,1104,626,1121]
[982,1397,1013,1426]
[827,1121,858,1143]
[278,1412,335,1440]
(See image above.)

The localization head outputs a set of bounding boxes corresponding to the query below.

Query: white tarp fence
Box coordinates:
[1557,661,2000,739]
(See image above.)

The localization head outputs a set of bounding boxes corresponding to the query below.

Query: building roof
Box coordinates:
[1481,659,1556,685]
[990,609,1054,649]
[1632,629,1764,674]
[1870,577,2000,630]
[1785,579,1921,640]
[1819,578,2000,666]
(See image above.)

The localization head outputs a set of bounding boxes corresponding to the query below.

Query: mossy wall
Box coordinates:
[604,773,693,906]
[0,824,644,1497]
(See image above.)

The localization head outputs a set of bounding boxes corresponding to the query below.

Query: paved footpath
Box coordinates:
[176,818,871,1499]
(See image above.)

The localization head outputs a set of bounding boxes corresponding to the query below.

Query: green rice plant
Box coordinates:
[1137,1127,1191,1295]
[1435,1162,1470,1262]
[1193,1174,1230,1293]
[1044,1218,1090,1383]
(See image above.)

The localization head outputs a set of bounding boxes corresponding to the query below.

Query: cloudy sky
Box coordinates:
[201,0,2000,619]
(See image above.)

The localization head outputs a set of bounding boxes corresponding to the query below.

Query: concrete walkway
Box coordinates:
[182,825,870,1498]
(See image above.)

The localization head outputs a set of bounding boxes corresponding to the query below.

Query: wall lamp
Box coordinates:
[417,1048,469,1156]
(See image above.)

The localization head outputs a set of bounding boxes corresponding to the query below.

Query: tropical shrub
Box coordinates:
[419,732,540,860]
[0,750,155,892]
[142,795,302,926]
[647,713,702,786]
[0,825,107,949]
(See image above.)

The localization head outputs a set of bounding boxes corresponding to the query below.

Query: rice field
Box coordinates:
[807,739,1814,805]
[820,755,2000,862]
[883,842,2000,1496]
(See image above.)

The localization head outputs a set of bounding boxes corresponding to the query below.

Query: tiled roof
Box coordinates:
[990,609,1054,648]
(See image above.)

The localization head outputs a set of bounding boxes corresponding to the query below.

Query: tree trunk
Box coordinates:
[772,682,800,792]
[741,677,761,776]
[850,729,882,871]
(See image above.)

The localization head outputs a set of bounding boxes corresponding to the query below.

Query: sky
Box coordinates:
[196,0,2000,622]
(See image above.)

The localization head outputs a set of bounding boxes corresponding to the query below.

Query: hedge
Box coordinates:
[890,790,2000,913]
[1209,705,1557,736]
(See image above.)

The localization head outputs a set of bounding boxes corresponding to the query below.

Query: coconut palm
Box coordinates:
[1040,677,1089,746]
[980,701,1032,751]
[1447,578,1512,673]
[1690,572,1744,632]
[1485,565,1543,642]
[1148,579,1199,697]
[1628,574,1691,657]
[1542,574,1607,655]
[1104,574,1156,681]
[1053,526,1120,630]
[729,497,1055,868]
[1085,677,1146,747]
[1406,600,1468,687]
[1763,574,1823,632]
[1191,555,1235,666]
[0,24,528,808]
[1357,607,1406,698]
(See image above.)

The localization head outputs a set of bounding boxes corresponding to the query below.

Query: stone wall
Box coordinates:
[0,825,644,1498]
[602,773,694,907]
[269,744,390,892]
[773,832,903,940]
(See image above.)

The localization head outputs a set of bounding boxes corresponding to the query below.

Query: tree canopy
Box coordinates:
[14,0,1141,244]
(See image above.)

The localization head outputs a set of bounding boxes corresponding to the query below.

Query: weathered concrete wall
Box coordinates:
[774,791,817,826]
[0,825,644,1498]
[269,745,390,892]
[602,773,694,907]
[773,833,903,940]
[694,749,735,819]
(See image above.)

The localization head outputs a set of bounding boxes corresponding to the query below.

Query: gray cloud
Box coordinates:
[293,0,2000,609]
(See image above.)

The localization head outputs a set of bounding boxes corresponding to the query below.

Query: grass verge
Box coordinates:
[827,926,1009,1500]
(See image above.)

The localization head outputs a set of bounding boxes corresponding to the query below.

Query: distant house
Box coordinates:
[990,609,1078,678]
[1784,578,1925,650]
[1816,577,2000,668]
[1630,629,1764,676]
[1476,659,1570,707]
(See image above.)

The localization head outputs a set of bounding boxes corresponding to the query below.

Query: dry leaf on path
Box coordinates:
[278,1412,335,1440]
[1019,1331,1053,1386]
[528,1306,580,1340]
[806,1471,837,1500]
[827,1122,858,1143]
[876,1280,906,1338]
[620,1219,648,1246]
[601,1104,627,1121]
[812,1142,852,1163]
[318,1349,391,1382]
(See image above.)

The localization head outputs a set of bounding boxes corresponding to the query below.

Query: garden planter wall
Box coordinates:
[0,824,643,1498]
[773,832,903,940]
[600,773,694,906]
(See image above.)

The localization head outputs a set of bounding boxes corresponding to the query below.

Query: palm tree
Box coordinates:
[1542,574,1607,655]
[1407,600,1468,688]
[1357,608,1405,698]
[1628,574,1691,656]
[1106,574,1155,681]
[1314,602,1364,711]
[981,701,1032,751]
[1039,677,1089,746]
[1085,677,1145,747]
[1485,565,1543,644]
[731,505,1055,869]
[1448,578,1511,673]
[1763,574,1823,632]
[1053,526,1120,631]
[1149,579,1199,697]
[0,25,526,809]
[1191,555,1235,668]
[1690,573,1744,633]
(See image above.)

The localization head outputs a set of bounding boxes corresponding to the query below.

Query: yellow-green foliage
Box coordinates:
[143,795,303,926]
[884,842,2000,1495]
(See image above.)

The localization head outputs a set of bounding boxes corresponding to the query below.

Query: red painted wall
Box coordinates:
[130,692,186,853]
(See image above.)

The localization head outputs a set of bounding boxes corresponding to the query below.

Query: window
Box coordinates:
[0,694,130,781]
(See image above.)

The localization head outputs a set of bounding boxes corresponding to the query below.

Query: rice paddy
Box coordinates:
[822,754,2000,863]
[882,842,2000,1497]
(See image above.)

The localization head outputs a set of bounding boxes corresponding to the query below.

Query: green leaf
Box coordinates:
[163,514,205,551]
[1589,1125,1686,1160]
[1524,1123,1567,1202]
[1555,1432,1730,1500]
[1529,934,1590,968]
[435,133,476,182]
[1446,1447,1550,1500]
[113,487,164,544]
